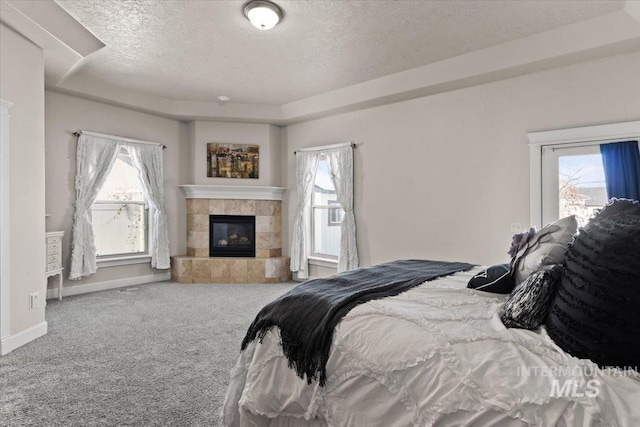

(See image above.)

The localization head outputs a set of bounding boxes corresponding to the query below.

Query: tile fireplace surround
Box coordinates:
[172,185,291,284]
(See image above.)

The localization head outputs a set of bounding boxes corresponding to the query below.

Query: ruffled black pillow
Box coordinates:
[546,199,640,369]
[501,264,562,330]
[467,264,514,294]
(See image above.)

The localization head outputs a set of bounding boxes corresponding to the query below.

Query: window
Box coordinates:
[91,148,150,260]
[311,158,344,259]
[541,144,607,227]
[528,121,640,228]
[327,200,344,226]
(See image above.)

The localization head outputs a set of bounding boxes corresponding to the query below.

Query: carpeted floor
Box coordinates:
[0,281,296,427]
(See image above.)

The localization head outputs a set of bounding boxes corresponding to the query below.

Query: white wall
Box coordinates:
[44,91,189,288]
[188,121,282,187]
[0,24,46,334]
[284,52,640,270]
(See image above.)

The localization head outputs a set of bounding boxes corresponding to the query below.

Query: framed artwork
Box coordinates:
[207,143,259,179]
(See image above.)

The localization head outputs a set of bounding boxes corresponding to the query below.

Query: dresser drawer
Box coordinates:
[47,242,60,255]
[47,252,61,264]
[45,232,63,271]
[47,261,62,272]
[46,236,62,246]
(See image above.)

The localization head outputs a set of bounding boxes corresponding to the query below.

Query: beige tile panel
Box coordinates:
[255,249,270,258]
[172,256,289,283]
[224,200,241,215]
[194,248,209,257]
[248,258,266,280]
[270,201,281,217]
[194,232,209,250]
[255,216,270,233]
[211,259,231,278]
[180,259,193,278]
[269,216,281,233]
[269,248,282,257]
[230,259,248,279]
[209,199,225,214]
[192,259,211,279]
[269,232,282,249]
[192,214,208,232]
[240,200,256,215]
[192,199,209,214]
[256,232,270,250]
[186,199,197,214]
[255,201,270,216]
[191,258,211,279]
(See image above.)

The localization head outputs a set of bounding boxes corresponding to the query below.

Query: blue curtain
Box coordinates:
[600,140,640,201]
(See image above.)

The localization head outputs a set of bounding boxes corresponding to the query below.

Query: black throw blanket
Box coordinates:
[241,259,474,386]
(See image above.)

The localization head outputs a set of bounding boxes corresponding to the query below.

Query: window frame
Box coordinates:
[528,121,640,228]
[91,149,154,267]
[310,158,342,262]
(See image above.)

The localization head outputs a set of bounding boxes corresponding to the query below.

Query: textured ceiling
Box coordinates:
[55,0,625,105]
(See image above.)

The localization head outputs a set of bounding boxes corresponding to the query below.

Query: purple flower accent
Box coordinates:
[508,227,537,258]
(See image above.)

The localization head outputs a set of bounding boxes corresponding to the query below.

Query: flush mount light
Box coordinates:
[217,95,232,104]
[243,0,283,30]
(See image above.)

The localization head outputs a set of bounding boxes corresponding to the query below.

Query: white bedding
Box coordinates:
[223,267,640,427]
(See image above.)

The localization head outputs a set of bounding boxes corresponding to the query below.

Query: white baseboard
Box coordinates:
[46,272,172,300]
[0,321,47,355]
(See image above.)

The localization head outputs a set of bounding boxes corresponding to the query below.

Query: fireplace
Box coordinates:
[209,215,255,257]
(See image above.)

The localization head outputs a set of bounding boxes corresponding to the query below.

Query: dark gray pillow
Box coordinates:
[501,264,562,330]
[467,264,514,294]
[546,199,640,369]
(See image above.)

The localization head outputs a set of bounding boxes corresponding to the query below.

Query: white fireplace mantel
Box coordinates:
[178,185,287,201]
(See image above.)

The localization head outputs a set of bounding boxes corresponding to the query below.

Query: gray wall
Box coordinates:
[44,91,189,288]
[0,24,46,334]
[284,52,640,271]
[188,121,283,187]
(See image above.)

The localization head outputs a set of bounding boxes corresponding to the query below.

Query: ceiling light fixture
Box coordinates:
[243,0,283,30]
[217,95,232,104]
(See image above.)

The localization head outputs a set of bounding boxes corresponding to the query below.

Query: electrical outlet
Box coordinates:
[510,222,524,233]
[29,292,39,310]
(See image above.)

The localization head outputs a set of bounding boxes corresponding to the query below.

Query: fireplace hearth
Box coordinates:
[209,215,255,257]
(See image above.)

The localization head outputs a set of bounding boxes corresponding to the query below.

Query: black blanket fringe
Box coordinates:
[241,259,474,386]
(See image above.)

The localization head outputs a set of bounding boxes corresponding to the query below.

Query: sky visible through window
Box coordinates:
[558,154,605,188]
[314,160,335,192]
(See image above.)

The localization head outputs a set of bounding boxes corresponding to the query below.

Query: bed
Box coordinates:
[222,200,640,426]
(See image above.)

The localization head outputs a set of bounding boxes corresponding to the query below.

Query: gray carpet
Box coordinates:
[0,281,296,427]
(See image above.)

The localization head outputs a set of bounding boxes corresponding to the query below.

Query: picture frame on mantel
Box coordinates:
[207,143,259,179]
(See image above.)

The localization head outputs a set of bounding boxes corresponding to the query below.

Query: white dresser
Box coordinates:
[46,231,64,300]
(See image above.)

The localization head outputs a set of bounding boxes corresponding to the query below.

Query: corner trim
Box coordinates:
[0,321,47,356]
[527,120,640,146]
[46,272,171,300]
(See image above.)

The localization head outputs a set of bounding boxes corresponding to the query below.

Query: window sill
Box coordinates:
[97,255,151,268]
[308,256,338,269]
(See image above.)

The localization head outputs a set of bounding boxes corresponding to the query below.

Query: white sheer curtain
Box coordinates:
[290,151,320,279]
[325,145,358,272]
[69,135,122,280]
[127,143,170,269]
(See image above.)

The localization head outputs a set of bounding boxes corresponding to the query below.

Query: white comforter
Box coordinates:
[223,267,640,427]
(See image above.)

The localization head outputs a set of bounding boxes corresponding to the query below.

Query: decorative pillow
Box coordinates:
[467,264,514,294]
[511,215,577,285]
[500,264,562,330]
[546,199,640,369]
